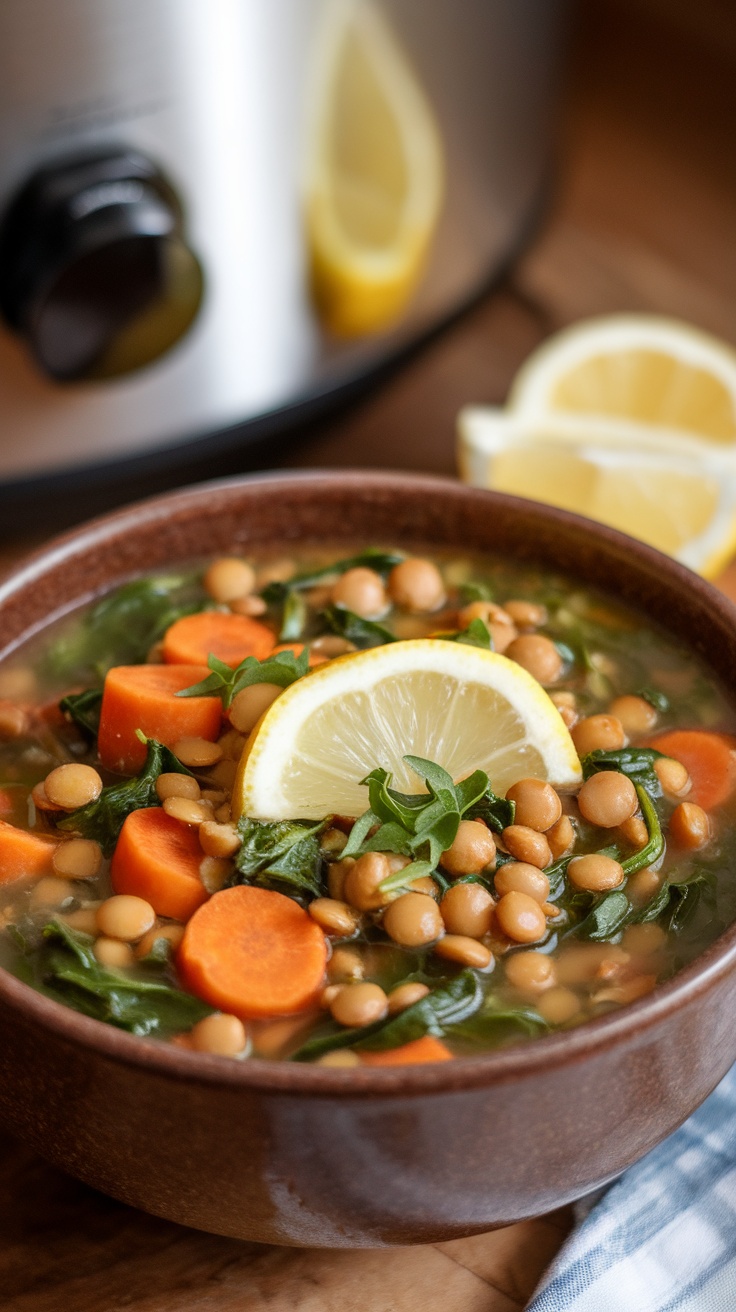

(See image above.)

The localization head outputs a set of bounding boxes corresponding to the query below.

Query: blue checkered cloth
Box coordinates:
[528,1064,736,1311]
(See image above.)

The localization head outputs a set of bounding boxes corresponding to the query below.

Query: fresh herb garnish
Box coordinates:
[57,736,192,855]
[291,970,483,1061]
[321,604,397,650]
[232,817,329,900]
[59,687,103,739]
[260,549,405,604]
[442,619,493,650]
[176,646,310,708]
[43,573,208,681]
[341,755,504,889]
[16,921,212,1036]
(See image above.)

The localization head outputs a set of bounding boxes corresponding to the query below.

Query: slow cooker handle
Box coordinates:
[0,148,204,382]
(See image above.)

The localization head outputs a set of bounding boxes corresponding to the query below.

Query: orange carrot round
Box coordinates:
[97,664,222,774]
[649,730,736,811]
[111,807,208,921]
[163,612,275,669]
[360,1036,453,1065]
[178,885,327,1019]
[0,820,56,885]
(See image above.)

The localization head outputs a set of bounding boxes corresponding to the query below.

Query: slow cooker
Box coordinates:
[0,0,569,520]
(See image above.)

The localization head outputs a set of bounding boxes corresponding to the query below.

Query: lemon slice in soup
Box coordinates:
[233,639,581,821]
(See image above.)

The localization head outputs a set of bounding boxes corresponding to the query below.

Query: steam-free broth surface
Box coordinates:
[0,545,735,1065]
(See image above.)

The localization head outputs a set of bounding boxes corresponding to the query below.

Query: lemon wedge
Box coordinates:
[457,409,736,575]
[305,0,444,336]
[508,315,736,441]
[233,639,581,821]
[458,315,736,577]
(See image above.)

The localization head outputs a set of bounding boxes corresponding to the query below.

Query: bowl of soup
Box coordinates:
[0,470,735,1247]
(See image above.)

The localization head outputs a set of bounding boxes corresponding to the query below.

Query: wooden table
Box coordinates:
[2,3,736,1308]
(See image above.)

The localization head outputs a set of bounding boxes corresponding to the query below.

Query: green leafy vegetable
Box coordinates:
[341,756,492,880]
[464,790,515,834]
[582,747,665,795]
[176,646,310,708]
[450,996,548,1044]
[279,591,307,642]
[291,970,483,1061]
[575,889,632,941]
[59,688,103,739]
[321,604,397,650]
[57,737,192,855]
[443,619,493,650]
[260,549,405,604]
[232,817,329,899]
[621,785,664,877]
[17,921,212,1036]
[660,868,717,935]
[43,573,208,681]
[458,581,494,604]
[636,686,670,714]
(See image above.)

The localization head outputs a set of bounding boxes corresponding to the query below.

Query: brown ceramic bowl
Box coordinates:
[1,471,735,1248]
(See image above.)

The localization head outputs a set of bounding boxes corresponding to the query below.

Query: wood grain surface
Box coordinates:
[1,3,735,1308]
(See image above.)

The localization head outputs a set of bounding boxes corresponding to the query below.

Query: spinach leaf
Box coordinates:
[57,737,192,855]
[621,785,664,877]
[59,688,103,739]
[20,921,212,1036]
[443,619,493,650]
[261,549,405,604]
[176,646,309,708]
[575,890,632,941]
[465,790,515,834]
[43,573,208,681]
[291,970,483,1061]
[582,747,666,795]
[458,581,494,604]
[661,869,717,935]
[450,996,548,1044]
[636,686,670,714]
[233,817,328,899]
[279,591,307,642]
[321,604,397,650]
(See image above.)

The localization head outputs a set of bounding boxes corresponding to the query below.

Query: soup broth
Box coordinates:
[0,545,734,1065]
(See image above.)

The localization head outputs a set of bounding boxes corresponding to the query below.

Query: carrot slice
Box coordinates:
[648,730,736,811]
[0,788,17,819]
[178,885,327,1019]
[163,613,275,669]
[97,664,222,774]
[360,1036,454,1066]
[111,807,208,921]
[0,820,56,885]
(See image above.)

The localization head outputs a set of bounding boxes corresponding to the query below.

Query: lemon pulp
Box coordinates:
[234,640,580,821]
[305,0,444,336]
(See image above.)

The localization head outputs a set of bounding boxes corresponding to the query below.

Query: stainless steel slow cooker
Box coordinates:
[0,0,568,502]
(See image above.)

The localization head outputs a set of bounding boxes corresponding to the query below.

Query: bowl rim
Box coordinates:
[2,467,736,1097]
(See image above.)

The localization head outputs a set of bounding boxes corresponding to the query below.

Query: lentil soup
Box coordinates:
[0,546,734,1066]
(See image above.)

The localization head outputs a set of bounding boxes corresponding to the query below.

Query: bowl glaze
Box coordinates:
[1,470,735,1248]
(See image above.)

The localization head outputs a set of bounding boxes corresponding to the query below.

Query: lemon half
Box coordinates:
[508,315,736,440]
[233,639,581,821]
[458,315,736,577]
[305,0,444,336]
[458,409,736,575]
